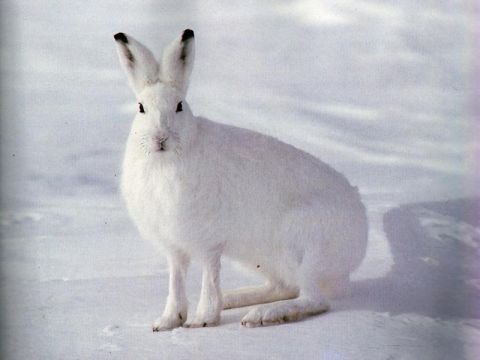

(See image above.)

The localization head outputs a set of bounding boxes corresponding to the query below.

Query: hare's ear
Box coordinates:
[114,32,159,95]
[161,29,195,95]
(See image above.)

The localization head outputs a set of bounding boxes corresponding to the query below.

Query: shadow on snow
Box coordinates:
[338,197,480,320]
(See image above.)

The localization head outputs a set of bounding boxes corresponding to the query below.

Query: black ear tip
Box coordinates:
[181,29,194,42]
[114,32,128,44]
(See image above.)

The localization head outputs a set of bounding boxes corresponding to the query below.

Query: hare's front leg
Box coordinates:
[184,247,223,328]
[153,249,189,331]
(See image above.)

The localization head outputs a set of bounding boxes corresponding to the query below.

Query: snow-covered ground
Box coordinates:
[1,0,479,359]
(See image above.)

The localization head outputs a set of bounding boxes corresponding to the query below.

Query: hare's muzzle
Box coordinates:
[155,135,169,152]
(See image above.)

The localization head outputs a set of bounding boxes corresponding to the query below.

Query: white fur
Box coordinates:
[114,30,368,330]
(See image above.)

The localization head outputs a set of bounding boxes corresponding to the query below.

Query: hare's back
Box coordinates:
[195,117,356,198]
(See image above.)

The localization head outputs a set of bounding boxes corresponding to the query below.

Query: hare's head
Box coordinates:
[114,30,195,156]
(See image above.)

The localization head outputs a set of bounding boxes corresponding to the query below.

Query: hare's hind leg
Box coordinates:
[240,269,329,327]
[320,274,350,299]
[223,281,299,310]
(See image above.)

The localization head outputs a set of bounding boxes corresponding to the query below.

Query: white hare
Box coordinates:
[114,29,368,330]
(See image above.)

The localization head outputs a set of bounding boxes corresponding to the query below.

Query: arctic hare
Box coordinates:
[114,29,368,330]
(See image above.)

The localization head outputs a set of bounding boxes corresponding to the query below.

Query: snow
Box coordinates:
[1,0,479,359]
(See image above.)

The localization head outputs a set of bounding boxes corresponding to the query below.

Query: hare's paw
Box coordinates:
[240,307,263,328]
[152,312,186,332]
[240,306,290,328]
[241,299,329,328]
[183,314,220,328]
[241,306,297,328]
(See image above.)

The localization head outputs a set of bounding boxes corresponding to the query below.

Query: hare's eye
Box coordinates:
[138,103,145,113]
[176,101,183,113]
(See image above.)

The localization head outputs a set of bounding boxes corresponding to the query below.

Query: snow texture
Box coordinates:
[0,0,479,359]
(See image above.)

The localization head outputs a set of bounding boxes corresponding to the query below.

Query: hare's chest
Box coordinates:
[121,159,182,241]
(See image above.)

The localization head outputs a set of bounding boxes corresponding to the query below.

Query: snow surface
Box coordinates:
[1,0,479,359]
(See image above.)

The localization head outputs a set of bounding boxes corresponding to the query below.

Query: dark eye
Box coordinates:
[138,103,145,113]
[176,101,183,113]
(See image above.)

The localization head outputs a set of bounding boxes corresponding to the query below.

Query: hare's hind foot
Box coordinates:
[240,270,331,327]
[240,296,329,328]
[223,282,298,309]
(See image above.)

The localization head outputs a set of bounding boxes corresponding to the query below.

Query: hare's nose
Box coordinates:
[156,132,169,143]
[156,133,169,151]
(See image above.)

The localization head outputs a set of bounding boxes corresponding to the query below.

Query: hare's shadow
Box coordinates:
[336,197,480,320]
